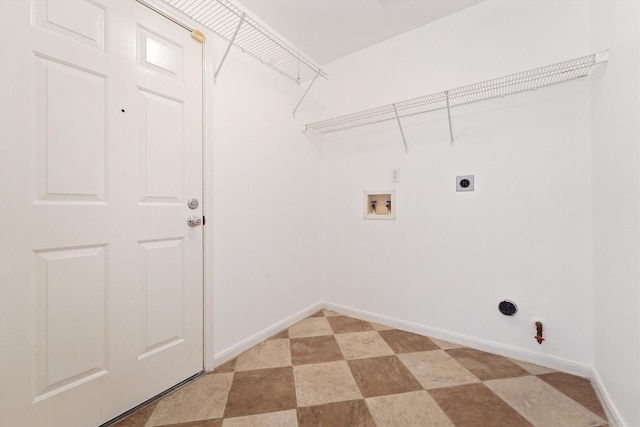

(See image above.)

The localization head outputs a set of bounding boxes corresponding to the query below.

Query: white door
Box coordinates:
[0,1,204,425]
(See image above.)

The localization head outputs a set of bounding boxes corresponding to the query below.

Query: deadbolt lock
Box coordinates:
[187,198,199,209]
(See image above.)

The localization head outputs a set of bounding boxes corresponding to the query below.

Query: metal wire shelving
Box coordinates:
[305,51,609,151]
[158,0,327,84]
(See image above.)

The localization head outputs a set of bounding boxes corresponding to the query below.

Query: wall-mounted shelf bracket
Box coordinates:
[445,90,454,143]
[293,70,321,117]
[595,50,609,63]
[392,104,409,153]
[213,12,245,84]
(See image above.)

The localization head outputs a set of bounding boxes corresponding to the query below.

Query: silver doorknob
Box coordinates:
[187,216,202,227]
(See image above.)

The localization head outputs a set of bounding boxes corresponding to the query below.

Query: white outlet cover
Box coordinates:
[391,169,400,182]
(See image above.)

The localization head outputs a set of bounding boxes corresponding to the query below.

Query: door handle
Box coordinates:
[187,216,202,227]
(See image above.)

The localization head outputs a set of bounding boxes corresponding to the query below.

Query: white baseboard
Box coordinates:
[591,367,625,427]
[324,301,592,378]
[211,301,323,369]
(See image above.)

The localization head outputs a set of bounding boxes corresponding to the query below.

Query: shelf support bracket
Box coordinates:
[392,104,409,153]
[445,90,454,143]
[595,49,609,63]
[293,69,321,117]
[214,13,245,84]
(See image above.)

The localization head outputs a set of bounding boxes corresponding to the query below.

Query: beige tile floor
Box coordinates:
[113,310,609,427]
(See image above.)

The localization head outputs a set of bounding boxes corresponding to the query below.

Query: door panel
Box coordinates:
[0,1,204,425]
[139,238,185,359]
[139,89,184,202]
[32,0,107,50]
[34,245,108,402]
[34,54,107,202]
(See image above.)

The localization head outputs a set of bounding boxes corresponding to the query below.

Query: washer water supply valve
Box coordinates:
[534,321,545,344]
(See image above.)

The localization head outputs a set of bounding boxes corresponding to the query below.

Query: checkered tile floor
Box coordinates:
[114,310,608,426]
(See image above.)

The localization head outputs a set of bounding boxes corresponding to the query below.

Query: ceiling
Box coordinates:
[236,0,487,65]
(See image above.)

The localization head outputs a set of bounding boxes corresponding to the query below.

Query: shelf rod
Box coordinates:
[214,12,245,84]
[293,70,321,117]
[392,104,409,153]
[445,90,454,143]
[136,0,193,32]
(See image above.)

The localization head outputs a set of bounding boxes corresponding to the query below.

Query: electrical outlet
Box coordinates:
[456,175,474,191]
[391,168,400,182]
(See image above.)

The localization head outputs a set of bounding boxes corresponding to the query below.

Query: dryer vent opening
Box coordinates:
[498,300,517,316]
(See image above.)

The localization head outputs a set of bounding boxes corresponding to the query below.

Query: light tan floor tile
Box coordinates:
[510,358,556,375]
[294,361,362,406]
[399,350,480,389]
[429,337,465,350]
[334,331,394,360]
[366,390,455,427]
[288,317,333,338]
[222,410,297,427]
[145,373,233,426]
[485,375,607,427]
[234,339,291,372]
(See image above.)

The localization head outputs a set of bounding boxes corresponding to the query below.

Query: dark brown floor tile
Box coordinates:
[327,316,374,334]
[291,335,344,365]
[429,383,534,427]
[538,372,608,419]
[268,329,290,340]
[348,355,422,397]
[297,400,376,427]
[446,347,529,381]
[224,367,296,418]
[156,420,222,427]
[307,310,325,318]
[210,358,236,374]
[111,402,158,427]
[378,329,439,353]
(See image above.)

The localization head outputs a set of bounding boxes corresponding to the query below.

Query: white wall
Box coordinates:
[152,1,639,423]
[591,1,640,426]
[311,0,595,372]
[206,32,323,364]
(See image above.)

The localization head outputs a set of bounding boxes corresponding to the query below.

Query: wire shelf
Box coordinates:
[305,51,608,134]
[159,0,327,83]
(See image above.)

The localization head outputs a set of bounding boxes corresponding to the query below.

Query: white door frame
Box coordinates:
[137,0,216,372]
